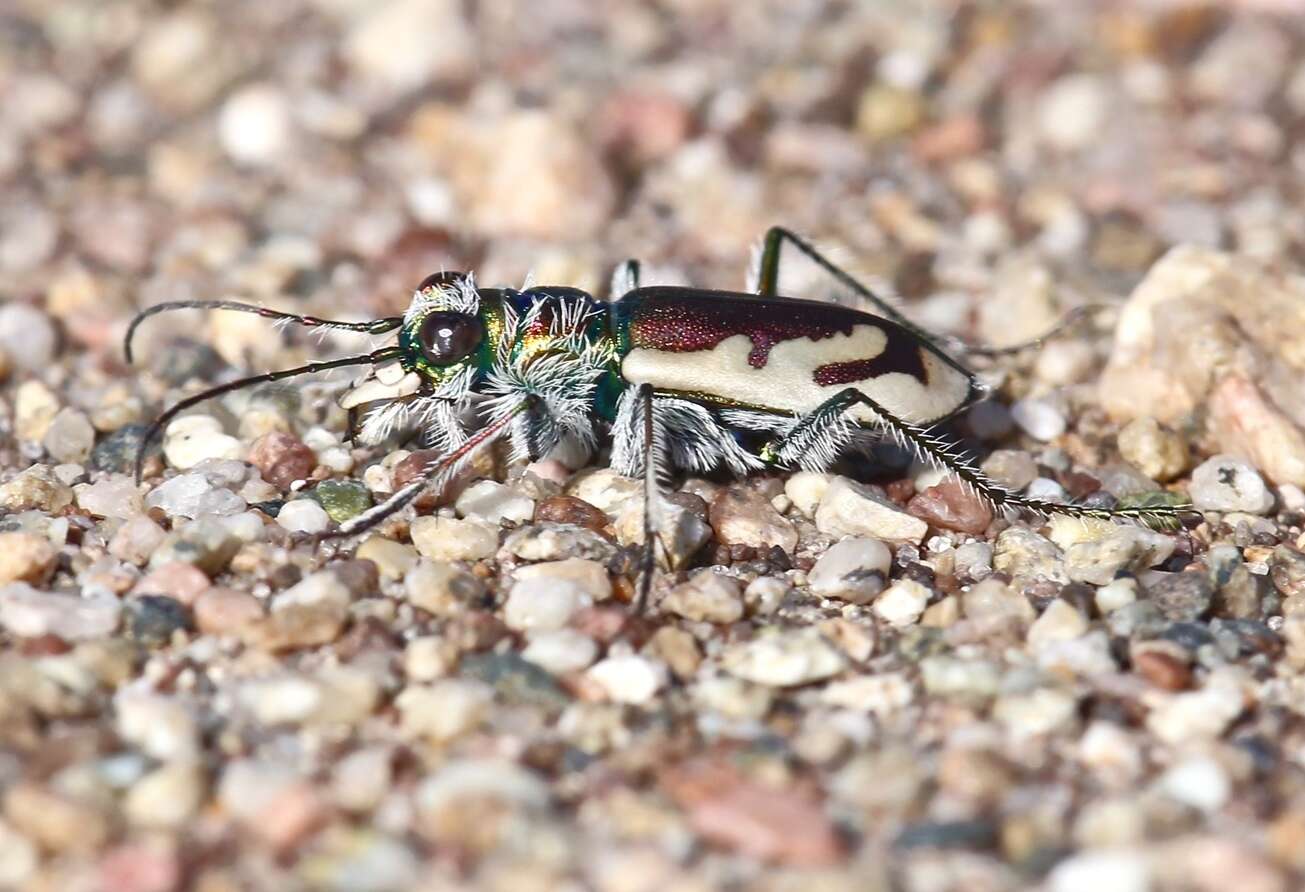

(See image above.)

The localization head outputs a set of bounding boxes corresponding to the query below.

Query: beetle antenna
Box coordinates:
[134,346,401,483]
[124,300,403,364]
[962,304,1107,359]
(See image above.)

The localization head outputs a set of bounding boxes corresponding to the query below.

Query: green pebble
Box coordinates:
[311,480,373,523]
[1117,490,1189,510]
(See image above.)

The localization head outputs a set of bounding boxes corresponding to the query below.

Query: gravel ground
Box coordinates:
[3,2,1305,890]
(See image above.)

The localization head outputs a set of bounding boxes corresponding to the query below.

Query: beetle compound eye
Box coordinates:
[417,312,483,366]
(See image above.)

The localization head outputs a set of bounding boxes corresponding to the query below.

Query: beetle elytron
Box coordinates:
[128,227,1189,608]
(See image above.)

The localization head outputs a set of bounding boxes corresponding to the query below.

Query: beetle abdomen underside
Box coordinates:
[614,288,977,425]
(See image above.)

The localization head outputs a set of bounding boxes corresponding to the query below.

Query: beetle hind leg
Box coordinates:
[610,259,642,301]
[762,386,1188,529]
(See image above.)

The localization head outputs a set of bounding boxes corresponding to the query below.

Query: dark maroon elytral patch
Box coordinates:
[812,340,928,386]
[623,289,862,368]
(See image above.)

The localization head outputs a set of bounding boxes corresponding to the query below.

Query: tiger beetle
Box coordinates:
[127,226,1191,610]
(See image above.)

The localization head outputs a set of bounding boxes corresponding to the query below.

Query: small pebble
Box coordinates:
[722,628,845,687]
[455,479,535,524]
[311,479,372,523]
[1117,416,1189,482]
[503,576,591,631]
[124,762,205,829]
[162,415,241,469]
[126,595,194,646]
[708,488,798,552]
[144,472,245,519]
[0,464,74,512]
[0,584,120,639]
[410,516,498,561]
[586,654,666,705]
[0,303,57,372]
[1011,397,1067,441]
[403,559,485,616]
[1190,454,1274,514]
[534,494,607,530]
[193,587,264,635]
[74,475,143,519]
[275,499,331,534]
[248,432,317,489]
[0,532,57,586]
[907,479,994,534]
[663,571,743,623]
[815,476,928,543]
[807,537,890,603]
[981,450,1038,490]
[397,680,493,742]
[133,562,211,605]
[513,558,611,602]
[785,472,830,517]
[1028,600,1088,645]
[109,516,168,565]
[873,578,931,626]
[522,628,598,675]
[42,408,95,464]
[355,537,418,580]
[218,83,292,166]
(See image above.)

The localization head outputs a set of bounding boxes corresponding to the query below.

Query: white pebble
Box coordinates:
[0,303,56,372]
[503,576,590,631]
[815,476,927,543]
[1026,477,1068,502]
[722,628,845,687]
[410,516,497,561]
[74,475,143,519]
[1011,397,1067,441]
[163,415,241,469]
[1189,454,1274,514]
[808,537,891,603]
[1049,849,1150,892]
[455,479,535,524]
[218,83,292,166]
[276,499,330,534]
[873,578,930,626]
[1159,755,1230,813]
[586,654,666,705]
[784,471,829,517]
[522,628,598,674]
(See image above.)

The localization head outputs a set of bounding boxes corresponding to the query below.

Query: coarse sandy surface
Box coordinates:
[3,2,1305,890]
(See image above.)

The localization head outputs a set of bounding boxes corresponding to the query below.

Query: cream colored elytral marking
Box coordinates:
[621,326,969,424]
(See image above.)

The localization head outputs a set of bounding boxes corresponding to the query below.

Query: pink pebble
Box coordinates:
[194,587,264,635]
[134,562,212,606]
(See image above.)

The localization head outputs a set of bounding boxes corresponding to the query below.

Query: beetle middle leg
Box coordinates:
[752,226,1102,359]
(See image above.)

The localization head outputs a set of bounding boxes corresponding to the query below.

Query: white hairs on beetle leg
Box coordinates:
[611,390,763,477]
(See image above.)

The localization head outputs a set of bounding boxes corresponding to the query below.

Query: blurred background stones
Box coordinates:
[3,2,1305,891]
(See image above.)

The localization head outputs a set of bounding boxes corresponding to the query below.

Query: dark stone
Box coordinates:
[253,500,284,518]
[152,338,227,385]
[1147,571,1214,621]
[1159,621,1216,652]
[895,819,999,851]
[89,424,150,474]
[1270,546,1305,601]
[461,652,568,710]
[126,596,193,646]
[1106,601,1165,640]
[1210,619,1282,660]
